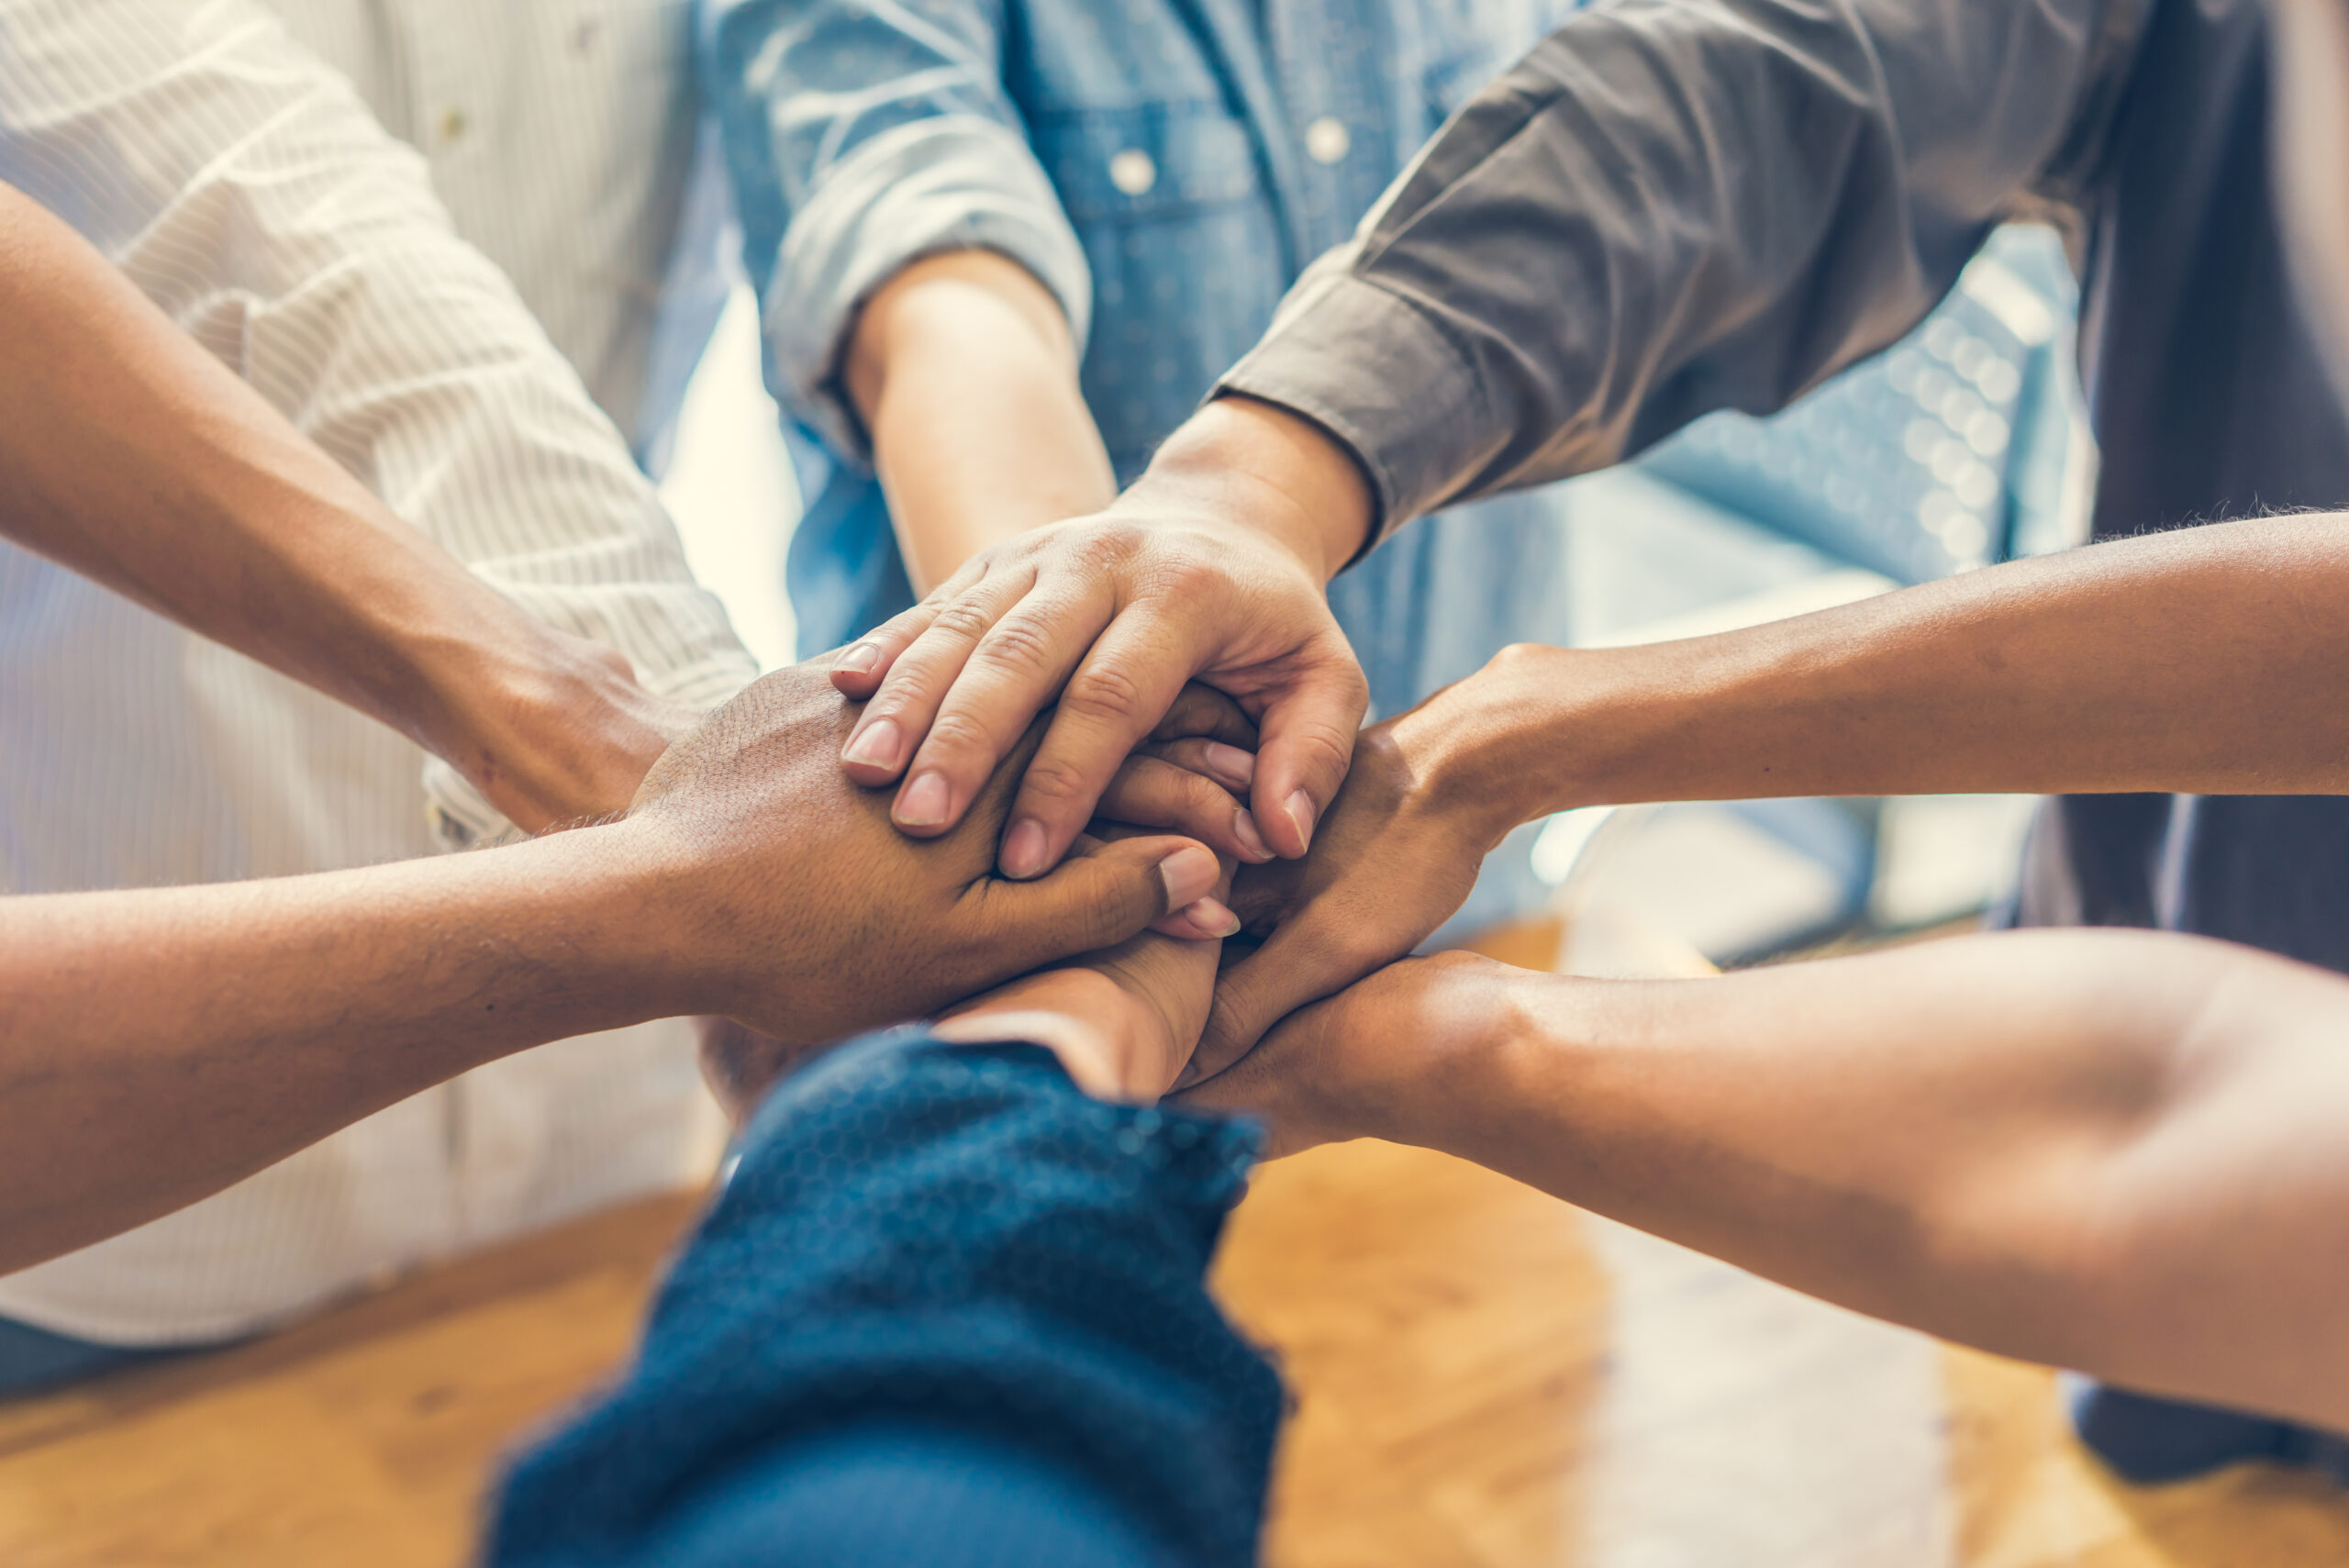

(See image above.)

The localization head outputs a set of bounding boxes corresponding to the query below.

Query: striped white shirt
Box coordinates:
[0,0,756,1343]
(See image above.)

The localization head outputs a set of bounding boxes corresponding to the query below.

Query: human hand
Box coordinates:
[620,657,1224,1046]
[930,885,1225,1102]
[702,851,1231,1118]
[1190,669,1527,1080]
[1093,683,1276,873]
[437,628,696,834]
[1175,951,1530,1157]
[830,397,1374,880]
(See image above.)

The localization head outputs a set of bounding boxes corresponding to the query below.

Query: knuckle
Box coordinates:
[1062,522,1144,574]
[1292,719,1361,780]
[1149,551,1227,601]
[1176,769,1228,816]
[1018,751,1099,812]
[1062,659,1148,724]
[928,599,997,643]
[969,615,1061,683]
[918,708,1002,763]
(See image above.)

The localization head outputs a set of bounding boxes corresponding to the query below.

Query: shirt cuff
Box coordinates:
[767,114,1093,467]
[1215,250,1496,552]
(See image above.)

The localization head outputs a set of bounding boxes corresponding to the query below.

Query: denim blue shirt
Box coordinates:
[701,0,1586,723]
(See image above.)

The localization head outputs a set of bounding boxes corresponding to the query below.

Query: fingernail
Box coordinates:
[842,717,903,772]
[837,642,880,675]
[1201,741,1255,791]
[1001,818,1049,880]
[1156,844,1219,908]
[1231,807,1271,861]
[1175,896,1241,940]
[896,771,952,828]
[1284,788,1318,853]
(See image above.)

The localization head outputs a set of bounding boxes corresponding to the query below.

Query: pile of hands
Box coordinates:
[472,408,1549,1156]
[644,650,1499,1160]
[593,440,1550,1155]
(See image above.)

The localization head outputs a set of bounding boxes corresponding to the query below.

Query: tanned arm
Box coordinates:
[1189,929,2349,1432]
[0,180,683,828]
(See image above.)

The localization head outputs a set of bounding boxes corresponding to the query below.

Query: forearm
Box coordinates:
[0,2,751,819]
[1216,0,2130,532]
[0,827,693,1272]
[0,183,562,755]
[1436,512,2349,830]
[1378,933,2349,1429]
[847,250,1117,592]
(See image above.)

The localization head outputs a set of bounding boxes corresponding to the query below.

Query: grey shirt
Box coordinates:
[1219,0,2145,543]
[1224,0,2349,971]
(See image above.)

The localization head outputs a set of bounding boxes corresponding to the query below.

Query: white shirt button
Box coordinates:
[1305,116,1352,164]
[1108,148,1157,195]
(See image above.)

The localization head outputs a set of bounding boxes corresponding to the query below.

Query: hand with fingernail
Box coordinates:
[629,657,1223,1048]
[1186,667,1529,1085]
[1074,684,1268,939]
[829,397,1375,889]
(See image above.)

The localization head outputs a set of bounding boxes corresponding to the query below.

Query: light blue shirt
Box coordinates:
[701,0,1586,718]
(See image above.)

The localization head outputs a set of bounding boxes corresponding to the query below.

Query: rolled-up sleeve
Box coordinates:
[1219,0,2148,540]
[0,0,758,843]
[703,0,1092,464]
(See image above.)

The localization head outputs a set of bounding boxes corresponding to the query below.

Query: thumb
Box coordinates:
[973,835,1223,973]
[1246,633,1368,859]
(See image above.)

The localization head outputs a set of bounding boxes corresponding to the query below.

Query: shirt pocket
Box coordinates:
[1029,104,1288,475]
[1032,101,1264,225]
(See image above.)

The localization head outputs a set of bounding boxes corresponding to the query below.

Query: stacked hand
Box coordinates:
[829,398,1374,879]
[800,393,1563,1122]
[705,827,1234,1117]
[1195,663,1529,1079]
[440,627,699,833]
[625,656,1230,1050]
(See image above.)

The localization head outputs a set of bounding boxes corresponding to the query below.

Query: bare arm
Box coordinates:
[843,250,1118,596]
[1204,507,2349,1064]
[1454,509,2349,817]
[1187,929,2349,1432]
[0,181,682,829]
[0,661,1222,1275]
[0,829,678,1273]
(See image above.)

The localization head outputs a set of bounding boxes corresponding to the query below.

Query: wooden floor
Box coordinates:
[5,933,2346,1564]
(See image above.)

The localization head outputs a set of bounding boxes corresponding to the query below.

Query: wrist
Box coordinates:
[1137,396,1375,583]
[1392,645,1579,847]
[417,620,685,828]
[1318,953,1547,1151]
[573,818,745,1018]
[1414,641,1690,834]
[935,967,1137,1098]
[852,251,1119,587]
[321,560,564,760]
[445,822,713,1029]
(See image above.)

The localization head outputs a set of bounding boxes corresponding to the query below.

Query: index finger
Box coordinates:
[995,609,1201,880]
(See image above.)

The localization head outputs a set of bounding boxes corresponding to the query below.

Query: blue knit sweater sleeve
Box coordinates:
[484,1028,1281,1568]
